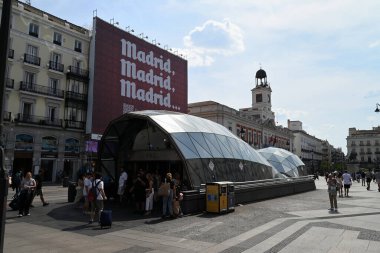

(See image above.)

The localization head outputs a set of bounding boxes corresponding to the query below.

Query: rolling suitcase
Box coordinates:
[9,192,20,211]
[99,210,112,228]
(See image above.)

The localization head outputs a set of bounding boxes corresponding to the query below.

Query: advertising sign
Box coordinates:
[90,18,188,134]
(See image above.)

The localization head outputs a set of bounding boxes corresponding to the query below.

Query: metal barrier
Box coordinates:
[182,176,315,215]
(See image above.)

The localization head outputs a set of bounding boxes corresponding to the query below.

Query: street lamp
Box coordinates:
[240,127,245,140]
[375,103,380,113]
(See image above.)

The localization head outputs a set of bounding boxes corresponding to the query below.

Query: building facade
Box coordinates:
[346,127,380,171]
[2,1,90,181]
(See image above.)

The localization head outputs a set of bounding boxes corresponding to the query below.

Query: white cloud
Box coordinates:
[181,19,245,67]
[369,40,380,48]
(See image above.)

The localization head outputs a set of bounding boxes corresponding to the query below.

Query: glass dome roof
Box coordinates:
[258,147,305,177]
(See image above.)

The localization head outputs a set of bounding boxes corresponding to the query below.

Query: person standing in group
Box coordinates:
[31,169,49,207]
[375,170,380,192]
[131,170,147,214]
[117,168,128,205]
[161,172,175,219]
[327,174,338,212]
[342,170,352,197]
[11,169,22,194]
[144,173,154,215]
[74,174,84,208]
[83,172,93,214]
[336,171,343,198]
[18,172,36,217]
[366,170,372,190]
[89,173,107,224]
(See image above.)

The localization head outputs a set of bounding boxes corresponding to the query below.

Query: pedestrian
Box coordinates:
[83,172,93,214]
[366,171,372,190]
[144,173,154,215]
[18,172,36,217]
[117,167,128,204]
[31,169,49,206]
[89,173,107,224]
[131,169,146,214]
[342,170,352,197]
[336,171,343,198]
[11,169,22,194]
[361,171,366,186]
[375,170,380,192]
[161,172,175,219]
[73,174,84,208]
[327,174,338,212]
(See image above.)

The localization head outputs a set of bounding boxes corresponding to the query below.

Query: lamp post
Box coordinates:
[0,1,12,251]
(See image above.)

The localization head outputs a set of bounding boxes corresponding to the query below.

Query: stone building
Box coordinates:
[346,126,380,172]
[2,1,90,181]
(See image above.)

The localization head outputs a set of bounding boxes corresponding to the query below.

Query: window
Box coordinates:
[49,78,59,95]
[51,52,62,64]
[29,23,39,37]
[256,94,262,103]
[53,32,62,45]
[25,44,39,65]
[70,81,79,93]
[69,108,77,121]
[24,72,35,91]
[74,40,82,52]
[48,106,56,122]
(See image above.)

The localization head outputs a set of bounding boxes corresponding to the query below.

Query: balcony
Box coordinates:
[6,78,14,89]
[8,49,14,59]
[64,119,85,129]
[15,113,62,127]
[48,61,64,72]
[74,47,82,53]
[67,65,89,81]
[65,91,87,102]
[29,31,38,38]
[351,143,356,146]
[366,151,372,154]
[24,53,40,66]
[53,40,62,46]
[20,81,64,99]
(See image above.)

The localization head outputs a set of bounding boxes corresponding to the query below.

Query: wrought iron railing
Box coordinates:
[20,81,64,98]
[24,53,40,66]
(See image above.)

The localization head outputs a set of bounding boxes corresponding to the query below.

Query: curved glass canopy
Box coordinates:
[258,147,306,177]
[99,111,282,189]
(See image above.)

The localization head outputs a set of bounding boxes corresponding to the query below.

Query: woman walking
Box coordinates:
[18,172,36,217]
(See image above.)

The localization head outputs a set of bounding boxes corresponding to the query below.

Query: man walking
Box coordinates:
[342,170,352,197]
[32,169,49,206]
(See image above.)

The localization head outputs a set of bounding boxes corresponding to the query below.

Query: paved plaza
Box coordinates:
[4,178,380,253]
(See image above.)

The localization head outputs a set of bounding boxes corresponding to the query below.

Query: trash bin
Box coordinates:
[227,182,235,212]
[206,182,228,213]
[62,177,69,187]
[68,181,77,202]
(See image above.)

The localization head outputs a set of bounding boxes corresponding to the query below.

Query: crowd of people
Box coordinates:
[116,168,184,219]
[325,169,380,213]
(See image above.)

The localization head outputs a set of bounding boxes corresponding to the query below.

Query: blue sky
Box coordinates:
[28,0,380,153]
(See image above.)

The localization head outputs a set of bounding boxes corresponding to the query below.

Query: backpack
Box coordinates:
[88,180,101,201]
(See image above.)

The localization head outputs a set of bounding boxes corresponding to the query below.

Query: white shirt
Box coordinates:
[83,177,92,196]
[93,179,105,200]
[118,171,128,187]
[342,173,352,185]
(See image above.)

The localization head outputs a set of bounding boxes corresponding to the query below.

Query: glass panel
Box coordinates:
[203,133,224,158]
[215,135,234,158]
[189,133,212,158]
[172,133,199,159]
[41,136,58,152]
[226,138,242,159]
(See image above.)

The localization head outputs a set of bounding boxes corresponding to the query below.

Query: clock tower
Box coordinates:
[250,68,275,121]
